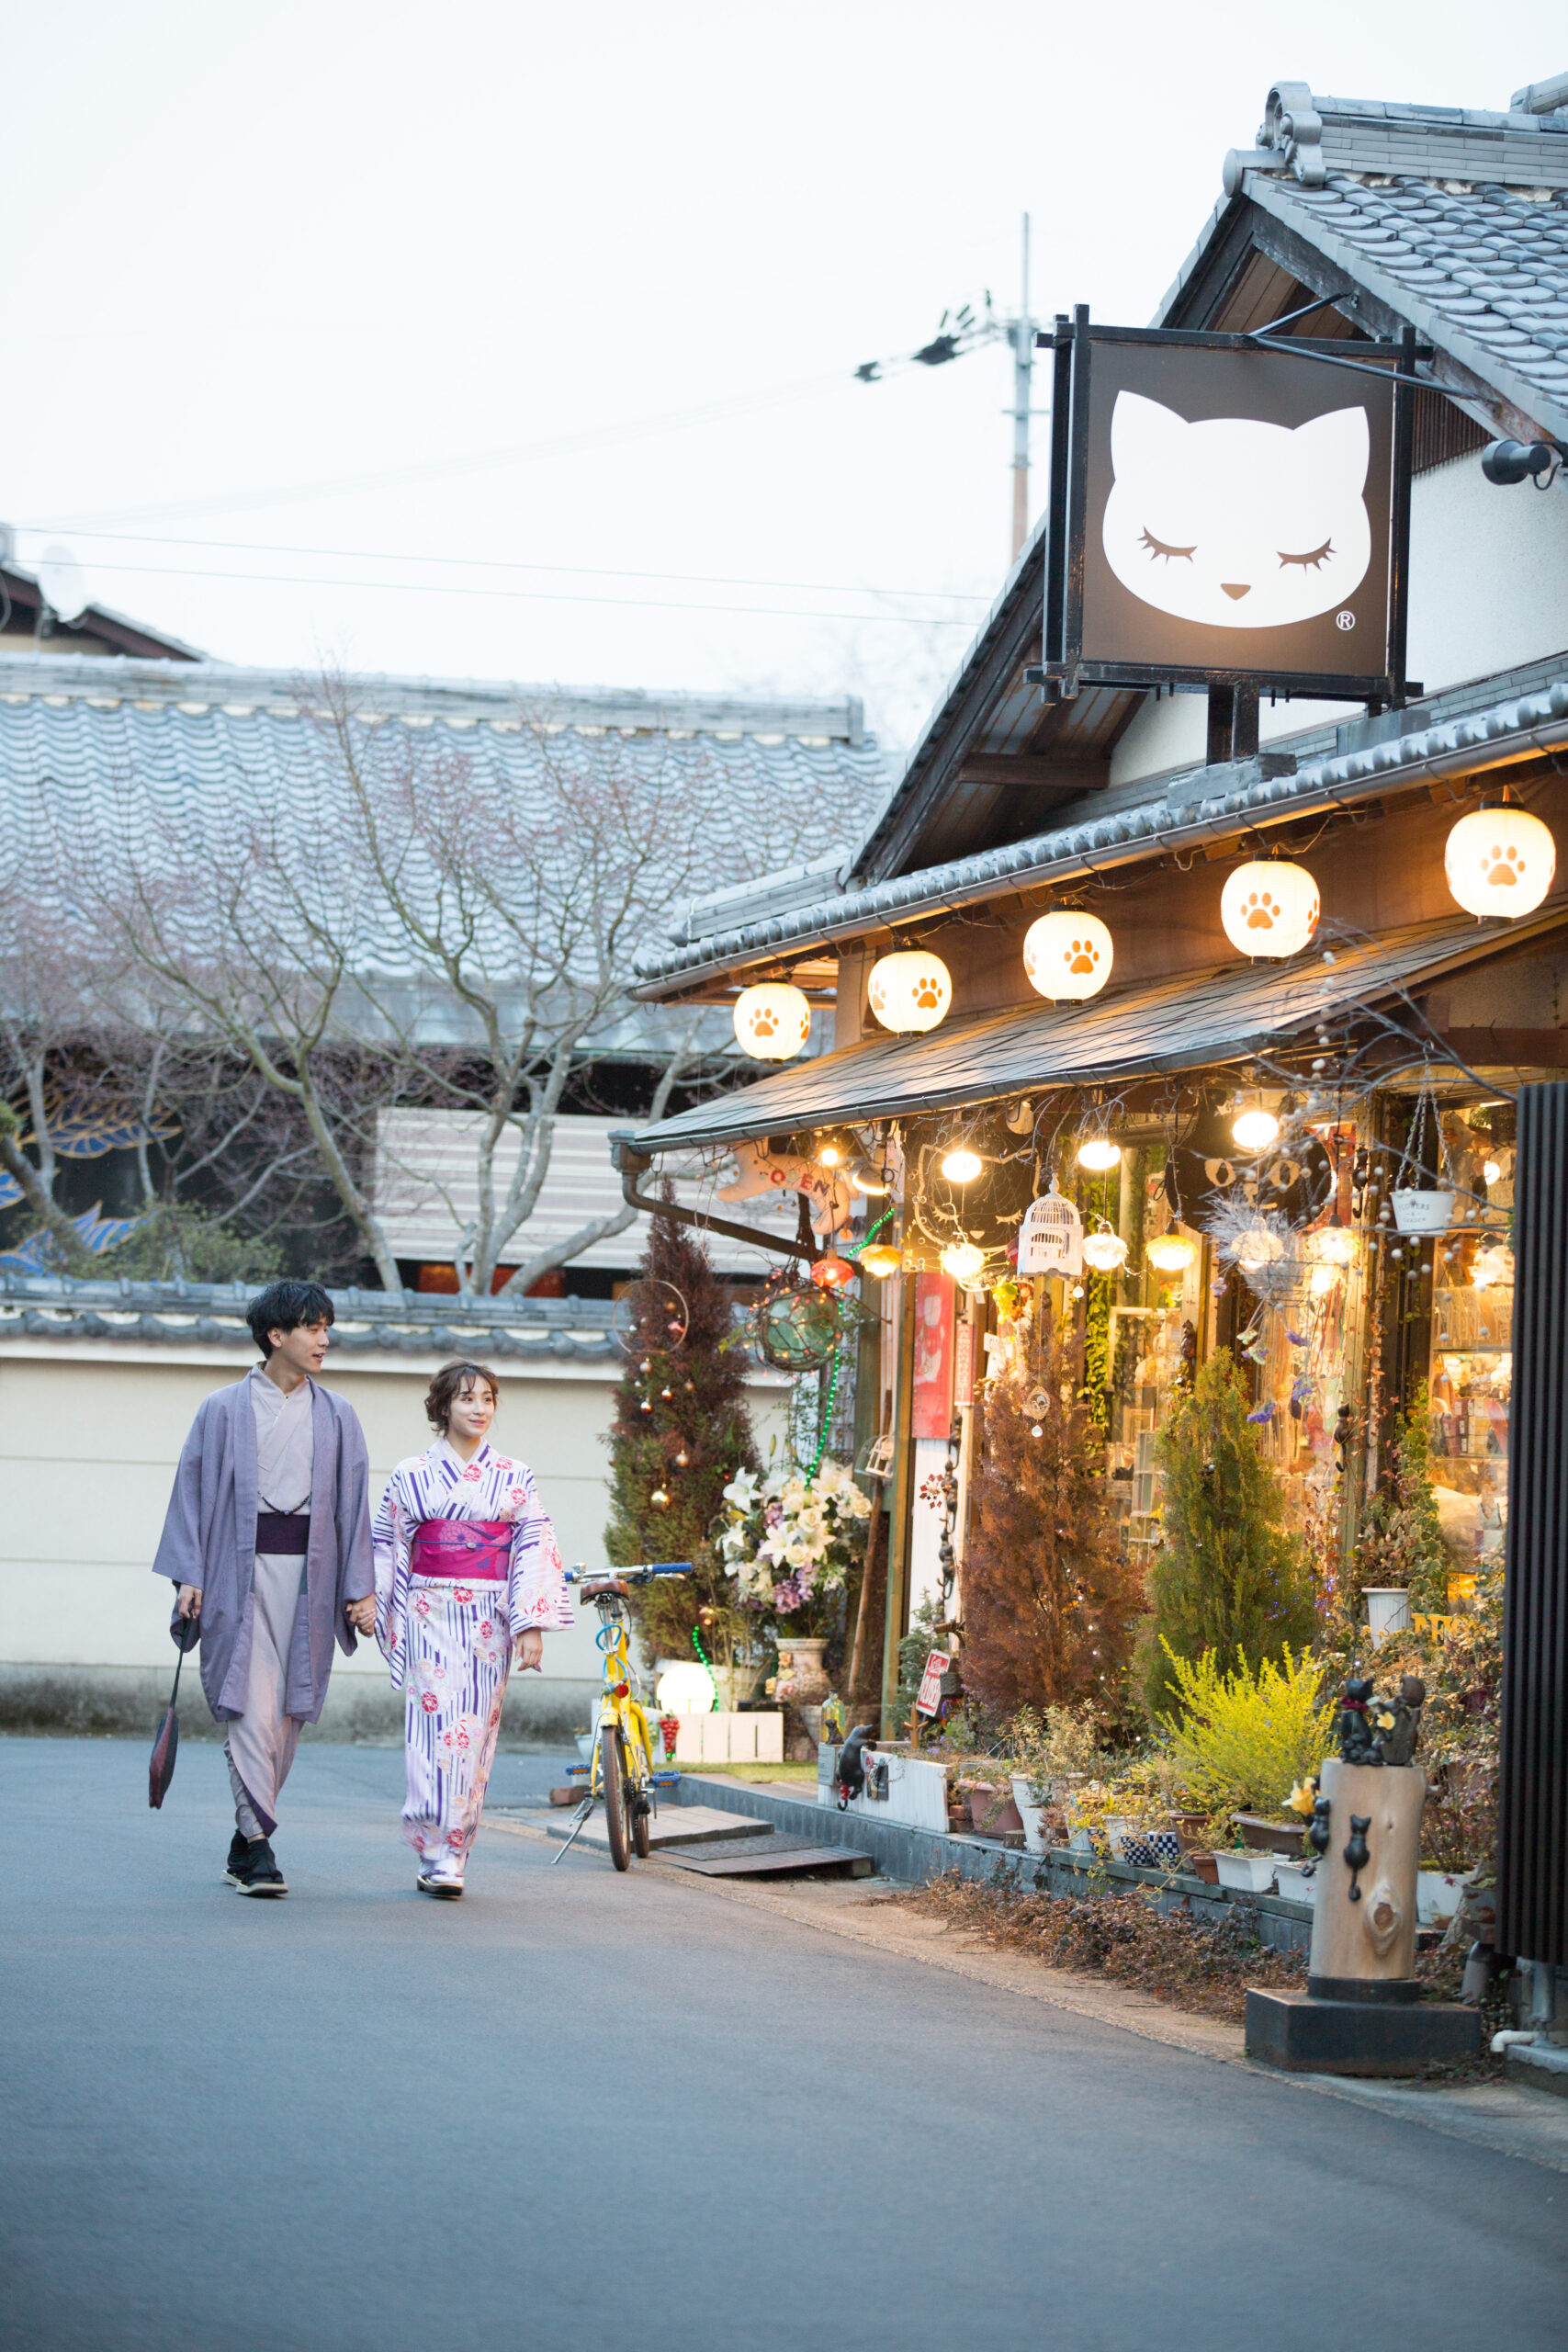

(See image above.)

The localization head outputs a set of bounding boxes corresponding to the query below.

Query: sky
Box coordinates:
[6,5,1565,762]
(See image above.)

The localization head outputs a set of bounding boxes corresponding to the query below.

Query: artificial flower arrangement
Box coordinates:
[717,1455,873,1634]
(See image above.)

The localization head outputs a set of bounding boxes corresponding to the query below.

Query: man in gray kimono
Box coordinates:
[153,1280,376,1895]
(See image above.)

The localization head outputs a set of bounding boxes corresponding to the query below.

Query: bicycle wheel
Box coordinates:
[600,1724,632,1871]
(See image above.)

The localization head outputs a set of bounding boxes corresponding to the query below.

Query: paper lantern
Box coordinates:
[867,949,952,1033]
[1220,860,1319,958]
[1444,806,1555,918]
[655,1663,714,1716]
[859,1242,905,1278]
[1232,1106,1280,1153]
[939,1241,986,1283]
[1146,1230,1196,1273]
[940,1146,983,1183]
[1022,910,1113,1001]
[732,982,811,1059]
[809,1250,856,1293]
[1080,1225,1129,1273]
[1076,1136,1121,1172]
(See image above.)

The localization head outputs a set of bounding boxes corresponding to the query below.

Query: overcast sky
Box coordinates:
[7,6,1564,757]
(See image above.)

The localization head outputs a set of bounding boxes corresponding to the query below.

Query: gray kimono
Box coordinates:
[152,1374,375,1724]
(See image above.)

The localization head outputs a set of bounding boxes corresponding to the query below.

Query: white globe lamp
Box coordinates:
[732,982,811,1060]
[1076,1136,1121,1172]
[1022,910,1113,1001]
[655,1662,716,1716]
[1220,860,1320,958]
[867,949,952,1034]
[1444,806,1555,919]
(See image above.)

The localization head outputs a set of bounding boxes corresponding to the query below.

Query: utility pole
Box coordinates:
[1010,212,1032,563]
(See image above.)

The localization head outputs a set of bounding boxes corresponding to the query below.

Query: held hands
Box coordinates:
[514,1628,544,1672]
[344,1596,378,1637]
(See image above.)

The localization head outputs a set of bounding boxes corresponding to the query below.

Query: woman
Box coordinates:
[373,1360,573,1897]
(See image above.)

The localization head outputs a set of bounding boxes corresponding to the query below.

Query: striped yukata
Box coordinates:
[372,1440,573,1883]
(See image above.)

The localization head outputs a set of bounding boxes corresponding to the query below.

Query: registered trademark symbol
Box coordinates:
[1336,609,1356,631]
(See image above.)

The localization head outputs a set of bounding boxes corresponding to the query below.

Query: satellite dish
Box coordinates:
[36,543,91,622]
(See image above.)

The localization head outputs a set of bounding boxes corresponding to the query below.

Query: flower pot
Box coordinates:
[1010,1775,1050,1857]
[773,1637,829,1707]
[1391,1187,1456,1235]
[1232,1812,1306,1856]
[1187,1853,1221,1885]
[1168,1808,1208,1853]
[1213,1850,1279,1894]
[969,1783,1025,1838]
[1272,1860,1317,1906]
[1365,1587,1412,1638]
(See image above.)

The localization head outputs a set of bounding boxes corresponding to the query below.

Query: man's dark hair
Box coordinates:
[247,1280,335,1359]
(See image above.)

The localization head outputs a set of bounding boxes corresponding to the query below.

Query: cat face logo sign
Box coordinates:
[1048,324,1400,695]
[1101,393,1372,631]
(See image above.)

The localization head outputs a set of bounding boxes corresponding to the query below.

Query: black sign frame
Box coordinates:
[1042,308,1417,707]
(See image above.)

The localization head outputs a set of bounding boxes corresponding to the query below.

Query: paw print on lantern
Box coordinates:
[748,1003,781,1038]
[911,975,944,1010]
[1066,935,1100,975]
[1242,889,1282,932]
[1484,842,1527,888]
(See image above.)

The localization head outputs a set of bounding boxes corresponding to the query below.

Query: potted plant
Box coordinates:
[716,1457,873,1678]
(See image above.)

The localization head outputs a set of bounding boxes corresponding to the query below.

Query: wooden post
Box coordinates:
[1308,1759,1426,1994]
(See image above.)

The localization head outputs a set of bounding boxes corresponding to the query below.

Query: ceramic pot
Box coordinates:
[1233,1812,1306,1856]
[969,1783,1025,1838]
[1365,1588,1413,1638]
[1214,1850,1280,1894]
[1010,1774,1050,1857]
[1272,1860,1318,1905]
[773,1637,829,1706]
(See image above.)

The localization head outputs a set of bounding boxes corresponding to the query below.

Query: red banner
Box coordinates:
[911,1272,956,1441]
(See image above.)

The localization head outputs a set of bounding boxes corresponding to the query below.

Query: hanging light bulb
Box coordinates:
[1022,910,1113,1001]
[1220,860,1320,958]
[940,1145,983,1183]
[1146,1228,1196,1273]
[1314,1224,1357,1265]
[867,948,952,1033]
[1076,1136,1121,1172]
[1232,1103,1280,1153]
[859,1242,905,1278]
[1310,1261,1340,1297]
[816,1132,855,1169]
[1080,1224,1129,1273]
[1483,1159,1502,1186]
[808,1250,857,1293]
[939,1241,987,1283]
[848,1157,891,1195]
[732,982,811,1060]
[1445,805,1555,919]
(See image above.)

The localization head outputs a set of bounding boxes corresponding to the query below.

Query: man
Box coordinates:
[153,1280,376,1895]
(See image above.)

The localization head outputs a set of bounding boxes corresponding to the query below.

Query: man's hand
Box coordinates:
[345,1596,377,1636]
[514,1629,543,1671]
[176,1584,202,1621]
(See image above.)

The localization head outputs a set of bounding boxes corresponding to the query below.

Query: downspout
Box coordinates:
[610,1131,818,1263]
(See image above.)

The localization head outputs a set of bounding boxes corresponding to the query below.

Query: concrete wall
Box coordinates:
[0,1338,789,1745]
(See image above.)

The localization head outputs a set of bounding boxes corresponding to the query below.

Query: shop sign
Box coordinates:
[911,1272,956,1440]
[1018,1187,1084,1277]
[1042,316,1411,701]
[915,1650,952,1717]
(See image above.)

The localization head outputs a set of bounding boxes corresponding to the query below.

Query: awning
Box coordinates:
[632,910,1562,1153]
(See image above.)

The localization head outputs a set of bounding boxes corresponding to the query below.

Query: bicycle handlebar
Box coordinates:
[564,1562,690,1585]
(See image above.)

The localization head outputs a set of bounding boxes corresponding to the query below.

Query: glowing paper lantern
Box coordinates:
[1232,1107,1280,1153]
[1313,1224,1356,1266]
[1076,1136,1121,1172]
[1146,1230,1196,1273]
[1080,1225,1130,1273]
[655,1663,715,1716]
[940,1146,983,1183]
[1022,910,1113,1001]
[1220,860,1320,958]
[732,982,811,1060]
[1444,806,1555,918]
[859,1243,905,1278]
[867,949,952,1033]
[809,1250,856,1293]
[939,1241,987,1283]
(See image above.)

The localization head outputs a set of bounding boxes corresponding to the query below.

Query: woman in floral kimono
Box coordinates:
[373,1360,573,1897]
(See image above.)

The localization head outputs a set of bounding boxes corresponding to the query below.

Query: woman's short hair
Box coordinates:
[246,1280,335,1359]
[424,1360,500,1434]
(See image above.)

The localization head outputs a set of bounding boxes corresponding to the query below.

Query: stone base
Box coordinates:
[1247,1987,1481,2076]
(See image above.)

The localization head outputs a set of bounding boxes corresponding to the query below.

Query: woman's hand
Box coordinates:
[514,1629,543,1671]
[176,1584,202,1621]
[345,1595,377,1636]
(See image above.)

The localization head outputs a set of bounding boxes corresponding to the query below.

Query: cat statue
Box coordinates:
[1100,390,1372,630]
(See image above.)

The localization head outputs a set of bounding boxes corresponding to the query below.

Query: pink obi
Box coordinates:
[409,1519,512,1581]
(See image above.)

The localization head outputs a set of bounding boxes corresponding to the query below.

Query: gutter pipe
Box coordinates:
[610,1129,818,1263]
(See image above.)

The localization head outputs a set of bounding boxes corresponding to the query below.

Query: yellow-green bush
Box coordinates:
[1156,1644,1335,1815]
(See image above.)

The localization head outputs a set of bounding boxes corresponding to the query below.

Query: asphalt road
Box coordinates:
[3,1737,1563,2352]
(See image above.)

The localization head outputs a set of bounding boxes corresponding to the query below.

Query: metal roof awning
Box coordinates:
[631,910,1562,1154]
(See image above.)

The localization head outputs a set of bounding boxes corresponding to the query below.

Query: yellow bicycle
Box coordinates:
[553,1562,688,1871]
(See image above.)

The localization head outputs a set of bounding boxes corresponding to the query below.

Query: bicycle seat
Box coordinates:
[580,1577,630,1601]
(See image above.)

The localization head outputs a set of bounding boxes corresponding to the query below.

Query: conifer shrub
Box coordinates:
[1140,1348,1315,1719]
[1353,1380,1454,1615]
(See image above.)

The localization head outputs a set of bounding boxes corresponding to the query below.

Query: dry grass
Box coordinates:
[894,1870,1307,2023]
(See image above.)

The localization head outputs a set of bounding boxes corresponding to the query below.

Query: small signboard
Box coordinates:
[953,1315,976,1409]
[915,1650,951,1718]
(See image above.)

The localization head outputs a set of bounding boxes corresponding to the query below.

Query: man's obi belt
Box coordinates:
[410,1520,512,1581]
[255,1512,310,1555]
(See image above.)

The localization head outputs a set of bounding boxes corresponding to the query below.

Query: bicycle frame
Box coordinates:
[588,1600,654,1797]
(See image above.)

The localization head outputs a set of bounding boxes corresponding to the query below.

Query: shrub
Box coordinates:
[1156,1643,1335,1815]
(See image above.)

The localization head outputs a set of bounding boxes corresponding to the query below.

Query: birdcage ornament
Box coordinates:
[859,1432,896,1481]
[1017,1180,1083,1277]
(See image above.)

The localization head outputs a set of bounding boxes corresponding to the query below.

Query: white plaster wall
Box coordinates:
[0,1340,789,1685]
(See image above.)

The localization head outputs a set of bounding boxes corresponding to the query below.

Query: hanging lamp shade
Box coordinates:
[858,1242,905,1279]
[939,1240,987,1283]
[732,982,811,1059]
[1146,1229,1196,1273]
[1220,860,1320,958]
[867,949,952,1033]
[809,1250,857,1293]
[1080,1224,1130,1273]
[1022,910,1113,1001]
[1232,1106,1280,1153]
[1444,806,1555,919]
